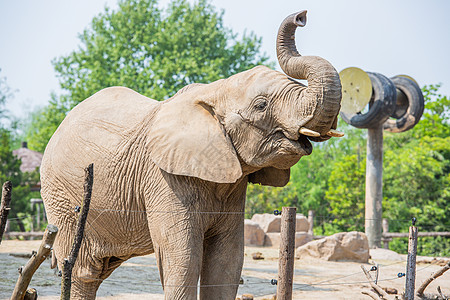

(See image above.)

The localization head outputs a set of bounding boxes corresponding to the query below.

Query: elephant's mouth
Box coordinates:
[277,131,313,156]
[296,135,313,155]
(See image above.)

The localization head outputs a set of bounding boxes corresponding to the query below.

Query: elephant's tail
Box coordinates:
[51,249,57,269]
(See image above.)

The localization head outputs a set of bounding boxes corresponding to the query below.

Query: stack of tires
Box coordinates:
[340,67,424,132]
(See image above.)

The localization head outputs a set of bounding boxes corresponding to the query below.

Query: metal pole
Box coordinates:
[365,126,383,248]
[307,210,314,235]
[382,218,389,249]
[277,207,296,300]
[36,204,41,230]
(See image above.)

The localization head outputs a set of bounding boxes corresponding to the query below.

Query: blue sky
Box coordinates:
[1,0,449,119]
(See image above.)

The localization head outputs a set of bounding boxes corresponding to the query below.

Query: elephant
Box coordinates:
[41,10,342,299]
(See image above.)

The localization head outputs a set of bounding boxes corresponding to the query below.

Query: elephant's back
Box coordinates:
[41,86,159,218]
[63,86,159,134]
[43,87,156,168]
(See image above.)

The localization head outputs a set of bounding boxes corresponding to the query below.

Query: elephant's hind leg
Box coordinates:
[71,255,126,299]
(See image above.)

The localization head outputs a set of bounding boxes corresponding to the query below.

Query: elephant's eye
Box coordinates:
[254,99,268,111]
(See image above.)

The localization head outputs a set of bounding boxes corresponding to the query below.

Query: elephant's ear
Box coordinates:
[147,97,242,183]
[248,167,290,187]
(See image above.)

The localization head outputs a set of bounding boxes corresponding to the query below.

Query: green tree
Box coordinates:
[0,70,40,232]
[26,0,271,152]
[324,85,450,256]
[382,85,450,256]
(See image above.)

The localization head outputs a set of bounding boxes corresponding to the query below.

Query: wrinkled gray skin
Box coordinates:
[41,11,341,299]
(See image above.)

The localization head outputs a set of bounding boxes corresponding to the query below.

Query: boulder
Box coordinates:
[251,213,310,233]
[295,214,310,232]
[264,232,313,248]
[251,213,281,233]
[244,219,265,246]
[369,248,404,262]
[296,231,369,263]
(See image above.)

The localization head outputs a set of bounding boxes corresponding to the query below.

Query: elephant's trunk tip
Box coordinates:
[295,10,307,27]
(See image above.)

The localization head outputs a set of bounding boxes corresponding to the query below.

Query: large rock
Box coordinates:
[251,213,310,233]
[264,232,313,248]
[296,231,369,263]
[295,214,310,232]
[244,219,265,246]
[369,248,404,262]
[251,214,281,233]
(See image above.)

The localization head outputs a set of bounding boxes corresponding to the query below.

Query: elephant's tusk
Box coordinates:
[326,129,345,137]
[299,127,320,137]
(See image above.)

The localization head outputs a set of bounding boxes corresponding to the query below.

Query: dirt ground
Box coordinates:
[1,240,449,299]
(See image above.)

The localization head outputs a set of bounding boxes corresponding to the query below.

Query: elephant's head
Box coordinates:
[148,11,342,186]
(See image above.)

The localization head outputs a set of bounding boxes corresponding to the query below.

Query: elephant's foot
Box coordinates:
[70,277,101,300]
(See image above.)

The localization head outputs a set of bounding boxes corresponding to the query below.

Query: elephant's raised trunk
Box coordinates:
[276,11,342,137]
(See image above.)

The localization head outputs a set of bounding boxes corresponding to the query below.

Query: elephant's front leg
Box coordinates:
[149,214,204,300]
[200,215,244,300]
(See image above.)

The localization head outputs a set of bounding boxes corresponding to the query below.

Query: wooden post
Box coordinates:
[11,224,58,300]
[365,126,383,248]
[0,181,12,244]
[277,207,296,300]
[61,163,93,300]
[405,225,418,300]
[382,218,389,249]
[307,210,314,235]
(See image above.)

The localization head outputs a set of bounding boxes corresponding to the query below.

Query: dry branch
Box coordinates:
[362,290,380,300]
[61,163,93,300]
[0,181,12,243]
[360,265,390,300]
[11,224,58,300]
[416,261,450,297]
[436,286,446,300]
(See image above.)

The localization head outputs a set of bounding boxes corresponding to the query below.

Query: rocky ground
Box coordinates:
[1,240,449,299]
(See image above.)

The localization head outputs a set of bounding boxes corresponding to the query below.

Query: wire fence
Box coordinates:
[2,206,449,298]
[3,249,445,298]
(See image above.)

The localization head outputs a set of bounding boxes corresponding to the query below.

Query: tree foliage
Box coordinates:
[26,0,271,152]
[0,70,40,232]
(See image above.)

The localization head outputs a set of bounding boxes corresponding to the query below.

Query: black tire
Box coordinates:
[340,72,396,129]
[383,76,424,133]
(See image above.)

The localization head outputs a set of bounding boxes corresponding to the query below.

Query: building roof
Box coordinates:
[12,142,43,173]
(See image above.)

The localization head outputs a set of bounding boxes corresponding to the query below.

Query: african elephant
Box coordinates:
[41,11,342,299]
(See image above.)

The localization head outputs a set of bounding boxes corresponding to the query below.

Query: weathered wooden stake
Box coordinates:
[277,207,296,300]
[61,163,94,300]
[405,225,418,300]
[0,181,12,243]
[23,288,37,300]
[11,224,58,300]
[307,210,314,235]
